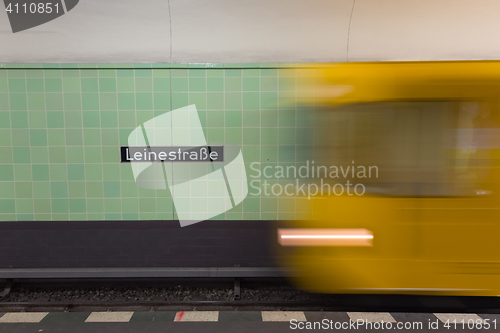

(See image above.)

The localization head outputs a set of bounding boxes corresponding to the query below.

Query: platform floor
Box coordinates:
[1,311,499,332]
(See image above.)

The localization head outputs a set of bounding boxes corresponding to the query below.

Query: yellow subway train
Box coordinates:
[277,61,500,296]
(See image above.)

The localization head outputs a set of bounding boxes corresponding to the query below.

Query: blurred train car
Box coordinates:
[277,62,500,296]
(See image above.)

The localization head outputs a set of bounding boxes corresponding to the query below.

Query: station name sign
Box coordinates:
[120,146,224,163]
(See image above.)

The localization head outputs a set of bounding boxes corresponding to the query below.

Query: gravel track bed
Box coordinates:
[5,285,315,303]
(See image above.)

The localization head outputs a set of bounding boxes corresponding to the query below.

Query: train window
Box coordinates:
[313,101,499,197]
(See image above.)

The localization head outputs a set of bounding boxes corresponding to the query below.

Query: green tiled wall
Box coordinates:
[0,63,315,222]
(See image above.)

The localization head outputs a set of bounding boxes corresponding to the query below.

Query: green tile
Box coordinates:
[153,93,170,110]
[101,129,119,145]
[0,165,13,181]
[207,92,223,109]
[104,181,120,197]
[242,110,260,127]
[81,78,98,92]
[51,182,68,198]
[118,111,136,127]
[153,69,170,77]
[27,93,45,110]
[225,77,241,92]
[243,128,260,144]
[117,78,134,92]
[171,78,188,92]
[46,129,66,147]
[84,147,102,163]
[225,69,242,77]
[207,110,224,127]
[9,79,26,92]
[69,181,86,197]
[27,79,44,92]
[13,147,30,163]
[31,166,48,183]
[225,92,241,109]
[261,128,278,144]
[100,93,117,110]
[101,111,118,127]
[117,69,134,78]
[69,199,86,212]
[66,147,84,163]
[62,69,80,77]
[98,69,115,77]
[243,92,259,109]
[0,147,13,163]
[99,78,116,92]
[87,198,104,213]
[225,110,242,127]
[0,94,8,111]
[83,111,100,127]
[207,78,223,91]
[50,164,67,181]
[65,111,82,128]
[49,147,66,163]
[139,198,155,212]
[135,69,152,77]
[0,78,8,92]
[45,93,63,110]
[207,69,224,77]
[31,147,49,163]
[30,129,47,146]
[65,129,83,145]
[103,164,119,180]
[153,78,169,92]
[34,199,51,213]
[225,128,242,144]
[10,129,27,147]
[0,128,12,146]
[261,77,277,91]
[120,181,138,197]
[136,93,153,110]
[84,129,101,145]
[188,93,206,109]
[68,164,85,180]
[13,164,31,181]
[189,78,205,92]
[243,77,259,91]
[135,78,152,92]
[86,182,103,198]
[0,112,10,127]
[33,182,50,198]
[104,198,121,212]
[261,92,277,109]
[28,111,47,128]
[51,199,69,213]
[11,111,28,128]
[172,93,188,109]
[62,78,80,92]
[0,199,15,213]
[118,93,134,110]
[0,182,14,198]
[82,93,99,110]
[63,93,81,111]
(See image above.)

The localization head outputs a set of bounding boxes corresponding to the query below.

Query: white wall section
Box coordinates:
[1,0,500,63]
[348,0,500,61]
[0,0,171,63]
[170,0,353,63]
